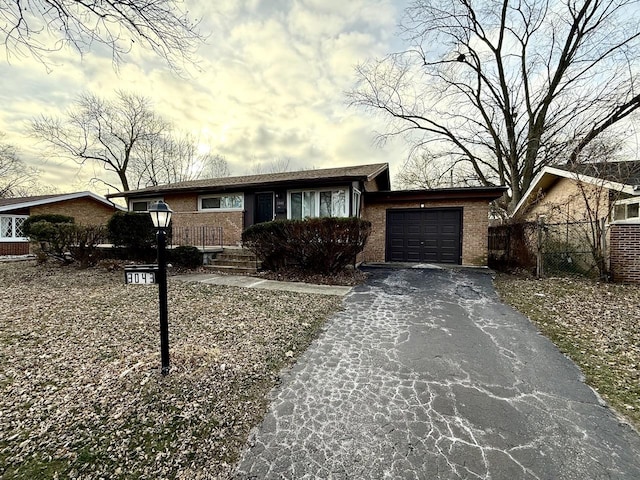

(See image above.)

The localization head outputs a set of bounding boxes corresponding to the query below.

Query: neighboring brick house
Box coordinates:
[107,163,506,266]
[512,162,640,282]
[0,192,124,256]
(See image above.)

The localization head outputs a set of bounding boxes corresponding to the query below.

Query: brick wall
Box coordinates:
[523,178,609,222]
[0,242,30,255]
[163,193,243,246]
[32,198,117,225]
[610,224,640,284]
[361,200,490,265]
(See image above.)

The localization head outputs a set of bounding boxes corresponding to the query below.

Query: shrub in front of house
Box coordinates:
[169,245,202,268]
[22,214,75,236]
[107,211,156,260]
[242,217,371,274]
[25,219,106,268]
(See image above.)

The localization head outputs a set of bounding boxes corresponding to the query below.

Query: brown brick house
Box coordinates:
[107,164,506,266]
[512,162,640,282]
[0,192,124,256]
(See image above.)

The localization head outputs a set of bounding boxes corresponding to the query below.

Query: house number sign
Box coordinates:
[124,265,158,284]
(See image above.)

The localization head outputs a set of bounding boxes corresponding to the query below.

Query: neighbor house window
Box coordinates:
[0,215,28,241]
[199,193,243,211]
[612,198,640,222]
[288,188,348,220]
[129,198,163,212]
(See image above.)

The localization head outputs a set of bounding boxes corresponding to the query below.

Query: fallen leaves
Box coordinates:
[494,273,640,429]
[0,261,342,479]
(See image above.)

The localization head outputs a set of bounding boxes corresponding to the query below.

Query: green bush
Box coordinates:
[27,221,106,268]
[169,246,202,268]
[107,212,156,259]
[242,217,371,274]
[23,214,74,238]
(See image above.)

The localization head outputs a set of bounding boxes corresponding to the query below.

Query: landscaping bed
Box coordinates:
[0,261,343,479]
[494,274,640,429]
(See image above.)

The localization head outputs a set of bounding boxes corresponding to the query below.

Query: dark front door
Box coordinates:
[255,192,274,224]
[386,208,462,264]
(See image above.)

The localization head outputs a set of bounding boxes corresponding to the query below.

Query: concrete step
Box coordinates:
[209,258,258,269]
[204,264,258,274]
[216,253,257,261]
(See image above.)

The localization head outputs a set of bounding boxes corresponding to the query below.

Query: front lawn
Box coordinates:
[494,274,640,429]
[0,261,342,479]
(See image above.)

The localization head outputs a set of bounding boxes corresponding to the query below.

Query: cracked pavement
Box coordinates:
[234,267,640,479]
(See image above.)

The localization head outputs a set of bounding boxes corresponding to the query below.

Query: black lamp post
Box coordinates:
[149,201,173,375]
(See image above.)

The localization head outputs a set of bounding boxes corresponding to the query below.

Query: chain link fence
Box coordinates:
[489,219,606,278]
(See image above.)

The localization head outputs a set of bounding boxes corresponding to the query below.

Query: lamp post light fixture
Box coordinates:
[149,201,173,375]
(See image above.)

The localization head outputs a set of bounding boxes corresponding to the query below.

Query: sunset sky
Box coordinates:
[0,0,411,196]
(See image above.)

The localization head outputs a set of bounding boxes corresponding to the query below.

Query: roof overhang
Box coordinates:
[512,166,636,218]
[365,186,508,203]
[107,164,391,200]
[0,191,125,214]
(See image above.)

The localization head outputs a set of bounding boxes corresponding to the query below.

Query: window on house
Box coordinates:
[352,188,361,217]
[289,188,348,220]
[199,193,243,211]
[612,199,640,222]
[130,199,163,212]
[0,215,28,240]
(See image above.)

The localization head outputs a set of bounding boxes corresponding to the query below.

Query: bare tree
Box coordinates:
[250,157,292,174]
[132,133,201,188]
[31,90,168,192]
[1,0,203,72]
[349,0,640,210]
[396,151,478,189]
[201,154,231,179]
[0,133,41,197]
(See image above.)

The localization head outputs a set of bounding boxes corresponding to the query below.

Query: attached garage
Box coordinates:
[361,187,507,266]
[386,208,462,263]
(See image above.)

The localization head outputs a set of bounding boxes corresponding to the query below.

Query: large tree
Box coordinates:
[31,90,230,192]
[1,0,203,71]
[31,90,168,192]
[349,0,640,210]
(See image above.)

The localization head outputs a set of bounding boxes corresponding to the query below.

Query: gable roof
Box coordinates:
[106,163,391,198]
[0,191,124,213]
[512,162,640,217]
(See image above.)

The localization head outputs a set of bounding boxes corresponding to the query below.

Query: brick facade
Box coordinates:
[361,200,490,265]
[522,177,610,223]
[164,193,244,246]
[610,224,640,284]
[31,198,117,225]
[0,242,30,255]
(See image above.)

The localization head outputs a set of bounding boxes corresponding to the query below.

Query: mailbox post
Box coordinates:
[148,201,173,375]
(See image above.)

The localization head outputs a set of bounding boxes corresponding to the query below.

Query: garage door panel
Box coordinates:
[386,208,462,264]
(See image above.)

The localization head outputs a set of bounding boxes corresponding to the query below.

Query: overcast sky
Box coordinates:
[0,0,411,196]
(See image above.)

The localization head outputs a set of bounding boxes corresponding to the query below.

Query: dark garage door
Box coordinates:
[386,208,462,264]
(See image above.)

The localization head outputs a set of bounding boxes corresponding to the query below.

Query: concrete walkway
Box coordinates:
[173,272,352,296]
[234,267,640,479]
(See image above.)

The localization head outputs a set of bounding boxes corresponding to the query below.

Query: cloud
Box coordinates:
[0,0,409,195]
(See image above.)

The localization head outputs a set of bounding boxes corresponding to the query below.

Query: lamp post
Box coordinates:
[149,201,173,375]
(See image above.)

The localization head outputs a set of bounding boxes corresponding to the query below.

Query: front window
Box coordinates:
[0,215,28,241]
[130,198,163,212]
[288,188,348,220]
[199,193,243,211]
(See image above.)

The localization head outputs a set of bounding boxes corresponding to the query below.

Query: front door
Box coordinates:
[255,192,274,224]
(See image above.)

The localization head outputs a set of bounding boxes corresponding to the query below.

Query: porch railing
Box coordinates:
[169,225,223,250]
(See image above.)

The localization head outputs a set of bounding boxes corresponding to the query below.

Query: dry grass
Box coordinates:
[0,261,343,479]
[494,274,640,429]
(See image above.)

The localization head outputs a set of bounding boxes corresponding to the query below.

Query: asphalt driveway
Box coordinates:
[235,267,640,479]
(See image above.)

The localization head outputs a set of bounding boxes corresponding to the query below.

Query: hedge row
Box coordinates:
[242,217,371,274]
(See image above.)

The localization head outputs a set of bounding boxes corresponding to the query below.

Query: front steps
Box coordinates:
[205,248,260,274]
